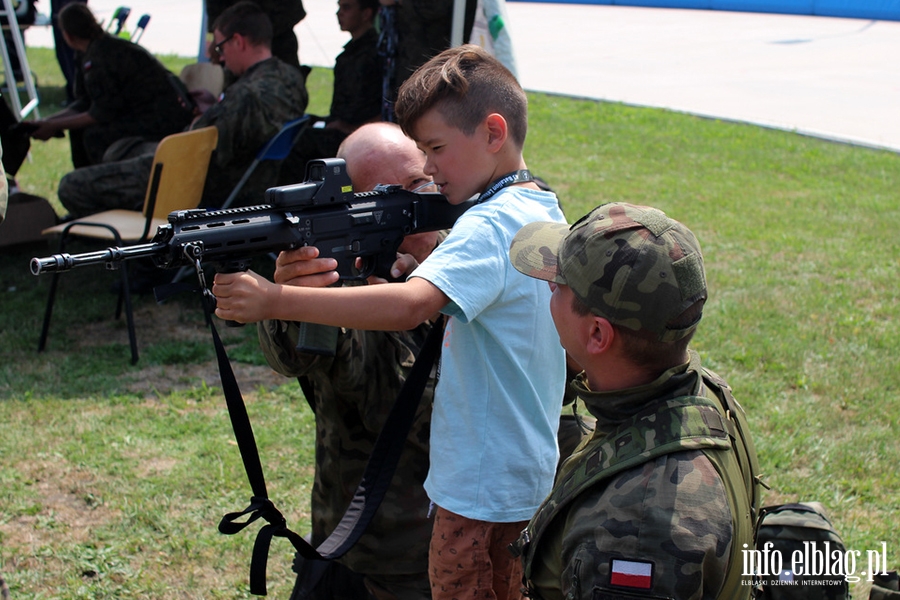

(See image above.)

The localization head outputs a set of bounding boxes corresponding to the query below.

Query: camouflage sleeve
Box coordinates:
[534,451,734,600]
[256,320,371,391]
[194,86,269,172]
[256,320,335,377]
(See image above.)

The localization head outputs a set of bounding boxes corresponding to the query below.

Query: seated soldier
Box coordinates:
[26,3,194,167]
[54,1,309,220]
[206,0,306,73]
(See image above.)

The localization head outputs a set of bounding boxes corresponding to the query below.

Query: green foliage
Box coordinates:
[1,49,897,598]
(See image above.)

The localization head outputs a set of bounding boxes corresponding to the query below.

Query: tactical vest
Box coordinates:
[516,369,761,600]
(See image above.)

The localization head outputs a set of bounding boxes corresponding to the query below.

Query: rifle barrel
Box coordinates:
[30,242,164,275]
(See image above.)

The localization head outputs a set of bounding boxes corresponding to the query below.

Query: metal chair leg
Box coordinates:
[37,270,60,353]
[38,227,140,363]
[119,263,139,364]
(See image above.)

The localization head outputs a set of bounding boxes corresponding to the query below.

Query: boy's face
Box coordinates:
[413,108,494,205]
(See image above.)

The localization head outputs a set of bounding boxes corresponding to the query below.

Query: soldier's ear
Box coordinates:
[586,317,614,356]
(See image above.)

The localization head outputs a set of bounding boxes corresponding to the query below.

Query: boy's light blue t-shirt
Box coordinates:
[410,186,567,523]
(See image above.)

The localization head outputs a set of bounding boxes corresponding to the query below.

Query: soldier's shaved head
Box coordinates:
[337,122,432,194]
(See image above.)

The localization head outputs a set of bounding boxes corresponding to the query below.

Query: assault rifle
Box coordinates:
[31,158,471,281]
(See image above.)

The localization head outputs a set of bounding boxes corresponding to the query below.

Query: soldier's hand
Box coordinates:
[30,121,62,141]
[364,252,419,285]
[274,247,340,288]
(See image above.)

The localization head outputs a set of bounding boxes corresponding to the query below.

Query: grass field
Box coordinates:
[0,47,897,598]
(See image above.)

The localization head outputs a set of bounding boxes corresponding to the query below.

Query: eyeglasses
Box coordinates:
[214,34,234,56]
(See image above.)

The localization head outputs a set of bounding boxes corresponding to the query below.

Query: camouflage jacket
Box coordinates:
[518,352,757,600]
[72,34,193,157]
[193,57,308,207]
[257,320,435,577]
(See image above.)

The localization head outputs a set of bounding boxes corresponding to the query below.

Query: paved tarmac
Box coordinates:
[25,0,900,153]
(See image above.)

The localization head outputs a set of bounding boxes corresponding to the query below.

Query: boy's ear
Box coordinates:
[484,113,508,152]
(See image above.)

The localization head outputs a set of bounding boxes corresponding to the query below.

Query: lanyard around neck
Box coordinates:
[475,169,534,204]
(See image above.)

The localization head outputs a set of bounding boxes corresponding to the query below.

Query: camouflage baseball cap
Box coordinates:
[510,202,707,342]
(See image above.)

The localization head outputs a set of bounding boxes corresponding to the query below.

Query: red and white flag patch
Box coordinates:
[610,559,653,589]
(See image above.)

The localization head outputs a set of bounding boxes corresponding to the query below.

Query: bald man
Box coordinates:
[258,122,438,600]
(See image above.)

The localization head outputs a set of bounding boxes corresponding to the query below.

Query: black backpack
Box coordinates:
[753,502,850,599]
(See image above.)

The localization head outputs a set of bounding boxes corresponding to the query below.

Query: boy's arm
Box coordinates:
[212,270,449,330]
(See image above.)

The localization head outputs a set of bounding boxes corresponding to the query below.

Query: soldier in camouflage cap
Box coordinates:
[508,202,760,600]
[510,201,707,343]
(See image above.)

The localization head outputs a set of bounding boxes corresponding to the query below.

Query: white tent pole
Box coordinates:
[451,0,466,47]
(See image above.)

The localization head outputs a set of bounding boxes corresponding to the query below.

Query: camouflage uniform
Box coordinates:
[390,0,454,94]
[57,56,308,218]
[193,57,308,207]
[518,354,755,600]
[509,203,760,600]
[871,572,900,600]
[71,33,194,165]
[257,319,435,599]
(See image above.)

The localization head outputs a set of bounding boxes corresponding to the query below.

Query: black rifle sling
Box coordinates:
[202,290,444,596]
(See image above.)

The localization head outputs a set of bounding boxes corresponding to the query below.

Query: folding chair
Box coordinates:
[37,126,218,364]
[131,14,150,44]
[219,115,310,210]
[167,116,310,286]
[105,6,130,35]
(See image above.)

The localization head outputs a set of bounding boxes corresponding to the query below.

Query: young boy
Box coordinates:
[213,45,567,599]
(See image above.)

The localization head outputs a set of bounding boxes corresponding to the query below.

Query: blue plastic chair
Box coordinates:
[105,6,131,35]
[220,115,311,209]
[167,116,312,284]
[131,14,151,44]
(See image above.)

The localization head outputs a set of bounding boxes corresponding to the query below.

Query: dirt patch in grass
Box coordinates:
[71,294,287,397]
[0,458,119,551]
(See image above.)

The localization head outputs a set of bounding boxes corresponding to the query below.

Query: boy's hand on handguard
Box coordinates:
[212,270,276,324]
[274,246,340,287]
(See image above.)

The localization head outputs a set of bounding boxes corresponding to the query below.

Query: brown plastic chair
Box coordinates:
[37,126,219,364]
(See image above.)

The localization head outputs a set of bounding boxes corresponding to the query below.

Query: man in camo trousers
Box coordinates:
[258,122,439,600]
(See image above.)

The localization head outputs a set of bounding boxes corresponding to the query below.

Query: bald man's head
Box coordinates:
[337,122,432,193]
[337,122,441,266]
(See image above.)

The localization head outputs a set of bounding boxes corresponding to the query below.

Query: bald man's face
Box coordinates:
[351,147,433,195]
[344,136,441,266]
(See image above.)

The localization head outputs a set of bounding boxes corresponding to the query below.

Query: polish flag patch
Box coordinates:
[610,559,653,589]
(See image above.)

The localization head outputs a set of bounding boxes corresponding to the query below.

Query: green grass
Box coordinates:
[1,47,898,597]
